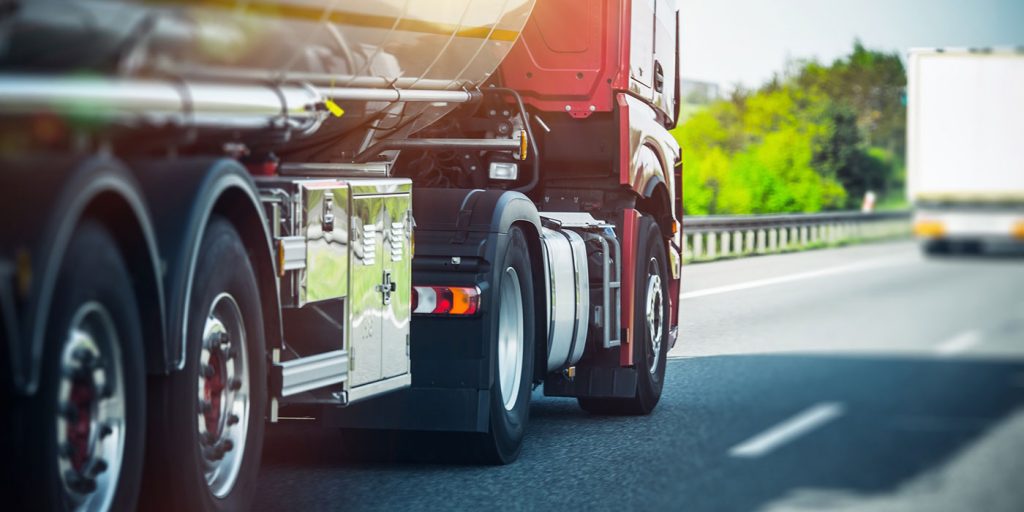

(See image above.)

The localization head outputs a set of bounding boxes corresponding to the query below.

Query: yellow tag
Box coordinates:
[324,99,345,118]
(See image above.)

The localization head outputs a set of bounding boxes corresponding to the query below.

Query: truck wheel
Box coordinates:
[140,217,266,511]
[19,220,146,511]
[923,240,951,256]
[476,226,535,464]
[579,216,669,415]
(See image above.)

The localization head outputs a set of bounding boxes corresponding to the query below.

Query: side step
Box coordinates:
[272,350,348,398]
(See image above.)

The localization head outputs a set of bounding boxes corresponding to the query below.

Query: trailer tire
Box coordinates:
[579,216,669,415]
[140,217,266,512]
[475,226,535,464]
[17,220,146,511]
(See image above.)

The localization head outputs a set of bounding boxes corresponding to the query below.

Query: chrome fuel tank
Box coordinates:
[0,1,535,153]
[2,0,534,90]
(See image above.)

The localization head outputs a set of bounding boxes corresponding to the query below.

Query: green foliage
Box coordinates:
[674,41,906,214]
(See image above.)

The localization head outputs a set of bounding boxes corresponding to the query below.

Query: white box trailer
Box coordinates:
[907,48,1024,252]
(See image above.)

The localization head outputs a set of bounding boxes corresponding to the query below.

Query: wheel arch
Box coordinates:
[132,158,282,374]
[2,156,166,395]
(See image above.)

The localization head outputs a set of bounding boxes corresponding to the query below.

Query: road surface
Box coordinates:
[256,240,1024,511]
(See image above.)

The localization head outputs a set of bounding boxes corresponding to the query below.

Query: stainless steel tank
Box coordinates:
[0,0,537,157]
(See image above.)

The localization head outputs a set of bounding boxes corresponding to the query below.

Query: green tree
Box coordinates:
[672,41,906,214]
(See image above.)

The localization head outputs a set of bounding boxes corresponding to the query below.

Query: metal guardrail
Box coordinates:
[682,210,911,262]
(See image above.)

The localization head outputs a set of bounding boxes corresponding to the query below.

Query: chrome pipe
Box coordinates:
[354,137,522,163]
[0,74,323,130]
[0,74,479,129]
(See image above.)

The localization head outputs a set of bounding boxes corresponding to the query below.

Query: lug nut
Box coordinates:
[59,402,79,422]
[72,347,96,366]
[98,423,113,439]
[202,431,218,445]
[205,445,224,461]
[227,414,240,426]
[59,441,76,458]
[85,457,108,476]
[228,378,242,391]
[220,439,234,453]
[65,471,97,494]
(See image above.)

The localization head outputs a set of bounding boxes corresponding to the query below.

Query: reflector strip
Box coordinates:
[412,286,480,315]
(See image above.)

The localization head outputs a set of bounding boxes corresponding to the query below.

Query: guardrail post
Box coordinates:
[756,229,766,253]
[693,232,704,260]
[720,231,730,256]
[707,231,717,259]
[769,228,778,252]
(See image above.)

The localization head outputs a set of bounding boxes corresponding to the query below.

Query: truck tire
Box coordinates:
[922,240,951,256]
[18,220,146,511]
[579,216,669,415]
[476,225,535,464]
[140,217,266,512]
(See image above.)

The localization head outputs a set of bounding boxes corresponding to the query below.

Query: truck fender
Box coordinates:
[131,158,282,374]
[0,156,165,395]
[411,188,546,388]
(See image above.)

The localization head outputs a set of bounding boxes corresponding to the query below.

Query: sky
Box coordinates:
[679,0,1024,91]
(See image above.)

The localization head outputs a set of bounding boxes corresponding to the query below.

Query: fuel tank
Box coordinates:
[2,0,534,90]
[0,1,536,155]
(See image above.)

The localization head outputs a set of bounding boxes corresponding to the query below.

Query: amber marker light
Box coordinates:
[277,239,286,277]
[1012,221,1024,240]
[913,220,946,238]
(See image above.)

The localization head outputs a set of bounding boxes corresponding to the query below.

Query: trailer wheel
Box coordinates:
[579,216,669,415]
[140,217,266,512]
[476,226,535,464]
[19,220,146,511]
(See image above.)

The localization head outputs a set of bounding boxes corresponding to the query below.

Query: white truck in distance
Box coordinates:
[907,48,1024,253]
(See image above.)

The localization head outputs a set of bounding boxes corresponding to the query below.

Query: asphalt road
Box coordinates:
[255,240,1024,511]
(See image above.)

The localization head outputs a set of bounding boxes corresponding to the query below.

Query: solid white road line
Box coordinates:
[935,330,982,356]
[680,257,909,300]
[728,402,845,458]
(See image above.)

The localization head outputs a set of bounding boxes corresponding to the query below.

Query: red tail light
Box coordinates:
[412,286,480,315]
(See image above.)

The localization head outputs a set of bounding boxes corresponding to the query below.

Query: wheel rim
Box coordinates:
[497,266,524,411]
[644,257,664,374]
[56,302,126,511]
[197,293,250,498]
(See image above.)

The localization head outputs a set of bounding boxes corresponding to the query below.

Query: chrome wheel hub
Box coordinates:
[644,258,664,374]
[56,302,126,511]
[197,293,250,498]
[497,266,524,411]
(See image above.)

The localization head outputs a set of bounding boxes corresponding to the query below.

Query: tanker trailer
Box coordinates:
[0,0,681,510]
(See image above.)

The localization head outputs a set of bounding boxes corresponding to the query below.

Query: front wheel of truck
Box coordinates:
[578,215,669,415]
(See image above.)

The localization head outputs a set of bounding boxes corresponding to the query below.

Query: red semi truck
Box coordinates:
[0,1,681,510]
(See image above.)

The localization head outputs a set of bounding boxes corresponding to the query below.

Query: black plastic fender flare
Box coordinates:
[131,158,282,374]
[0,156,165,395]
[411,188,544,389]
